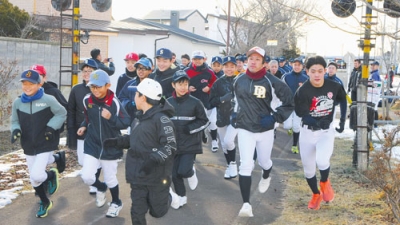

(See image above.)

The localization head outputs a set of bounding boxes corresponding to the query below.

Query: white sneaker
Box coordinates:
[96,191,107,207]
[179,196,187,207]
[229,161,238,178]
[106,202,123,218]
[258,176,271,193]
[89,186,97,195]
[169,188,180,209]
[211,140,219,152]
[188,166,198,190]
[238,203,254,217]
[224,166,231,179]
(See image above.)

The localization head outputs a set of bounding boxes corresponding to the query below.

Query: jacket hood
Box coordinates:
[43,81,58,89]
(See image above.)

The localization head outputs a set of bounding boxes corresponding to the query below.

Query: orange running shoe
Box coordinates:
[308,193,322,210]
[320,179,335,203]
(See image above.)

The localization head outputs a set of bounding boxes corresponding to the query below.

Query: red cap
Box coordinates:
[30,64,47,77]
[124,52,139,61]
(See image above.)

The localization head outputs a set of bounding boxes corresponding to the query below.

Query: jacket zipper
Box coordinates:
[31,102,36,155]
[98,106,104,160]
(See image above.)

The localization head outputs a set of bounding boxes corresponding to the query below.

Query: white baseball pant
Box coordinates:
[81,154,119,188]
[217,125,238,153]
[283,111,301,133]
[25,152,55,187]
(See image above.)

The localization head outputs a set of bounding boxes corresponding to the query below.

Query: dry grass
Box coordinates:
[272,139,397,225]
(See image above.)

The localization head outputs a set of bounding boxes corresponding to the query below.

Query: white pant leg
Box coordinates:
[217,126,228,153]
[224,125,238,151]
[255,129,274,170]
[77,139,85,166]
[283,112,294,130]
[316,127,335,171]
[299,127,318,179]
[207,108,217,130]
[100,159,119,188]
[292,112,302,133]
[25,152,53,187]
[81,154,101,186]
[237,129,256,176]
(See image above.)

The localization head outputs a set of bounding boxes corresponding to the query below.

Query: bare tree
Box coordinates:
[0,60,19,126]
[219,0,316,55]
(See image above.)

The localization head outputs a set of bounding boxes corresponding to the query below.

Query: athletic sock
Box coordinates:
[210,129,217,140]
[224,153,230,164]
[45,170,55,182]
[95,168,102,180]
[320,167,330,182]
[109,185,121,205]
[239,175,252,203]
[92,179,107,192]
[227,148,236,163]
[306,175,320,194]
[262,166,272,179]
[293,132,299,146]
[34,183,49,204]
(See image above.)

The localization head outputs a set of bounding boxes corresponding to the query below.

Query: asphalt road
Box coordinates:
[0,127,301,225]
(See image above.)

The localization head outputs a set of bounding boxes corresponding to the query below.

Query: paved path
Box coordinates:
[1,127,301,225]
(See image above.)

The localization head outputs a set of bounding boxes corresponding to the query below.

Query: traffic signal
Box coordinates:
[384,0,400,18]
[91,0,112,12]
[51,0,71,12]
[331,0,356,18]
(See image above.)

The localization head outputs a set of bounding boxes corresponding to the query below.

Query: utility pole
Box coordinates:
[71,0,81,86]
[357,0,376,171]
[226,0,231,55]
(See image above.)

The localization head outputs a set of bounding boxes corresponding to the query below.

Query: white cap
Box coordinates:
[137,78,163,101]
[192,50,206,59]
[246,46,265,57]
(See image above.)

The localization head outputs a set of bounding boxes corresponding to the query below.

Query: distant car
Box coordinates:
[336,60,346,69]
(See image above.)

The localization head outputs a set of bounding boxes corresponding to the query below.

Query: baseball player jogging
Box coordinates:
[294,56,347,210]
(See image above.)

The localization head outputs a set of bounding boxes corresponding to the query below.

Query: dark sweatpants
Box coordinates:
[172,153,196,197]
[130,183,170,225]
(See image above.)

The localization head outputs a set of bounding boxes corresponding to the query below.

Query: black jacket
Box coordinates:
[67,80,91,149]
[149,67,179,99]
[42,81,68,109]
[93,58,115,76]
[120,101,177,186]
[209,75,235,127]
[116,69,137,97]
[81,91,130,160]
[167,92,209,155]
[234,73,294,132]
[348,67,361,93]
[184,63,217,109]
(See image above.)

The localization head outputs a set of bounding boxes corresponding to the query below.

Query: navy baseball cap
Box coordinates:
[87,69,110,87]
[293,57,303,64]
[370,61,379,66]
[223,56,236,65]
[156,48,172,59]
[134,58,152,70]
[211,56,223,64]
[278,56,286,62]
[235,55,245,62]
[172,70,190,82]
[81,58,98,70]
[20,69,41,84]
[264,55,271,63]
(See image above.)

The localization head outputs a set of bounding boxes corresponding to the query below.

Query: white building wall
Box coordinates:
[180,13,206,36]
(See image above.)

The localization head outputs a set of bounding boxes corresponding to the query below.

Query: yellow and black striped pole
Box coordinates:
[356,0,375,171]
[71,0,80,86]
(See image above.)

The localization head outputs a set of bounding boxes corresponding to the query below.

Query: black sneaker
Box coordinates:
[36,201,53,218]
[47,168,59,195]
[54,151,66,173]
[202,131,208,144]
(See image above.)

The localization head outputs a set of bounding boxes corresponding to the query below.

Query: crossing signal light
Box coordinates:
[331,0,356,18]
[51,0,71,12]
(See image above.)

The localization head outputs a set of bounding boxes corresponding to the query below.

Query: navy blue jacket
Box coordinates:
[282,71,309,96]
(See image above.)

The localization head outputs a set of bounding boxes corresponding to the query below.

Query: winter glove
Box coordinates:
[335,118,346,133]
[220,93,233,103]
[11,129,21,144]
[260,115,276,129]
[103,138,118,147]
[318,118,331,130]
[230,112,237,128]
[45,127,55,141]
[302,115,318,127]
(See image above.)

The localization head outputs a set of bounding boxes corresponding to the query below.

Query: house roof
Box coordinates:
[34,15,168,35]
[143,9,208,23]
[123,17,224,46]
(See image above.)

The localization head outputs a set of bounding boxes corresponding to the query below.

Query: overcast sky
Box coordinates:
[111,0,398,58]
